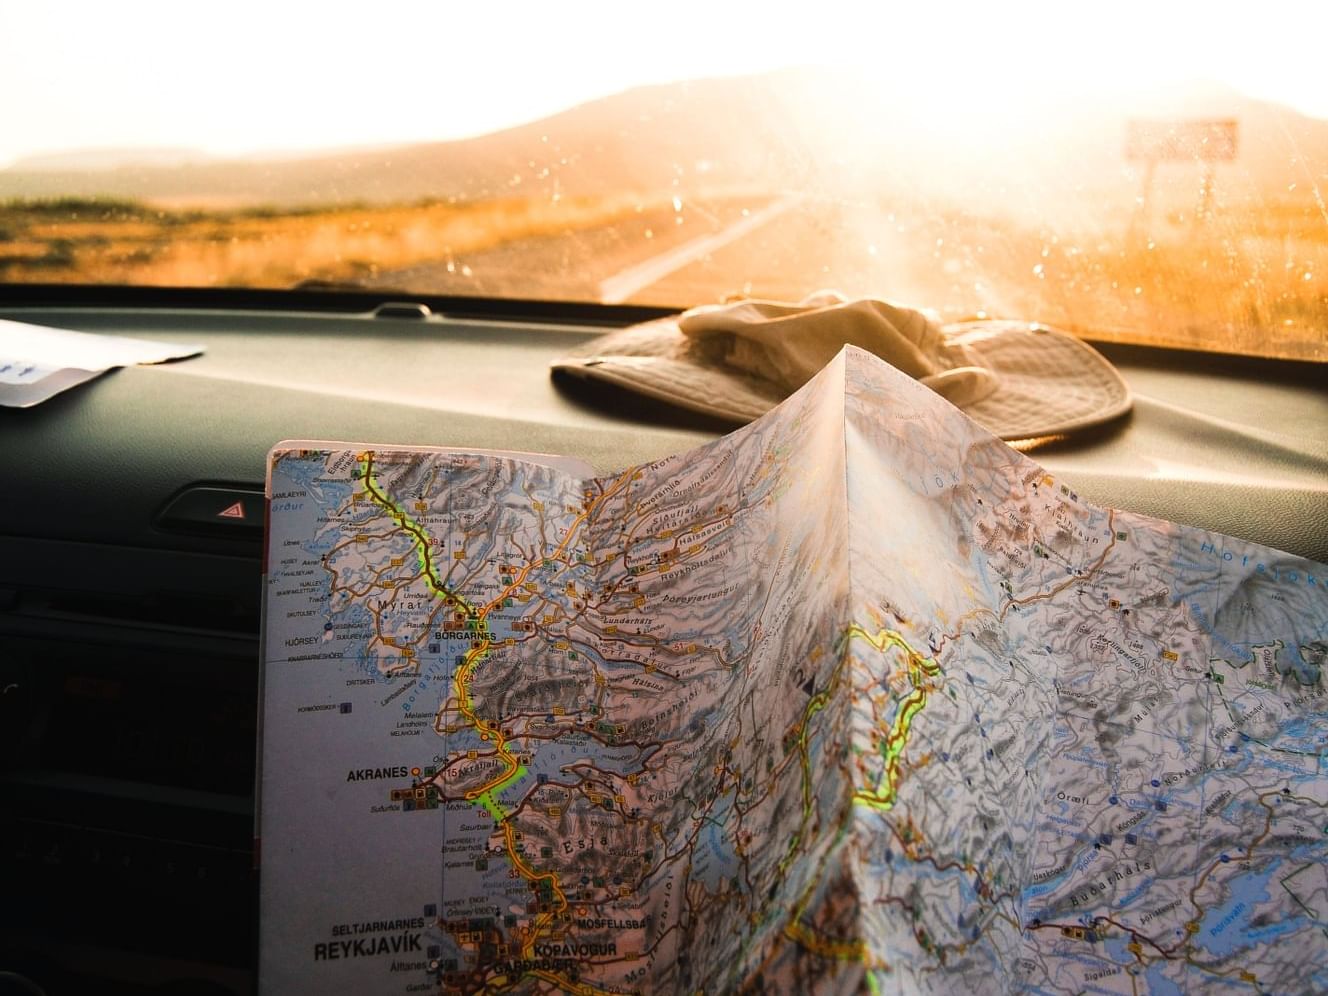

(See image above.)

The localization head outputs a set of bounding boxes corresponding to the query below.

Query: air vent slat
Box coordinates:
[15,586,259,636]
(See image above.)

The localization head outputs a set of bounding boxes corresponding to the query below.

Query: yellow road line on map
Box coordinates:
[848,626,942,813]
[360,453,625,988]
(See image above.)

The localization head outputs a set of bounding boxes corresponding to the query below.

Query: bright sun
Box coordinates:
[0,0,1324,166]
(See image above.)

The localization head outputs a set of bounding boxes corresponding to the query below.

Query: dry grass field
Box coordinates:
[1,191,1323,360]
[903,198,1328,360]
[0,194,674,289]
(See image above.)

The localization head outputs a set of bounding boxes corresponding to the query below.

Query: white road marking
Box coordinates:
[597,195,803,304]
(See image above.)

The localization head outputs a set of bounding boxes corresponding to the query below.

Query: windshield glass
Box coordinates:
[2,2,1325,360]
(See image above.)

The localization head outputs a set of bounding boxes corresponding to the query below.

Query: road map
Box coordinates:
[259,346,1327,995]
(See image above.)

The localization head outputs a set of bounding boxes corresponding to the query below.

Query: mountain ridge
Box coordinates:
[1,67,1323,216]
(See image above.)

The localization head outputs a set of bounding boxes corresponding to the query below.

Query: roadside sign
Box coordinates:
[1126,118,1238,227]
[1126,119,1238,162]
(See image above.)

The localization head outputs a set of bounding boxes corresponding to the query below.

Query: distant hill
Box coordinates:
[1,68,1323,220]
[0,69,835,207]
[7,146,218,172]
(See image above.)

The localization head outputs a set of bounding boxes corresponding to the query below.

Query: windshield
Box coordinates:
[2,2,1325,360]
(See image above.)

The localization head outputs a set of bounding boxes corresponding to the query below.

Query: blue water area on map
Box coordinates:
[955,869,979,910]
[1144,959,1184,996]
[1289,653,1322,686]
[519,740,634,799]
[396,646,452,715]
[485,614,520,642]
[1289,841,1325,862]
[1022,881,1056,902]
[693,795,740,891]
[1281,718,1311,739]
[260,638,455,964]
[1253,753,1316,784]
[579,743,647,777]
[276,455,354,551]
[1102,935,1131,963]
[1196,860,1280,957]
[1243,915,1311,947]
[1271,712,1328,754]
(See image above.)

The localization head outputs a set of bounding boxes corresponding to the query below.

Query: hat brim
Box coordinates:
[552,317,1130,440]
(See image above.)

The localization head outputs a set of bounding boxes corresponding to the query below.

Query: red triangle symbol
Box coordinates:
[217,501,246,520]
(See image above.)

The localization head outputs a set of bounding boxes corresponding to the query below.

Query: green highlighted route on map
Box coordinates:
[847,625,942,813]
[474,764,529,821]
[264,349,1328,995]
[357,452,583,980]
[360,459,508,749]
[359,454,533,799]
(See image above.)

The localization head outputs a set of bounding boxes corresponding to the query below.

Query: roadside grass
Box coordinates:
[905,199,1328,361]
[0,192,1323,359]
[0,193,681,288]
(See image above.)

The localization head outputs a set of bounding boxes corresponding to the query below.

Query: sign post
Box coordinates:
[1125,118,1239,227]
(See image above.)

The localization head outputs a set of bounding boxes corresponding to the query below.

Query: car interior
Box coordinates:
[1,4,1325,994]
[1,284,1324,995]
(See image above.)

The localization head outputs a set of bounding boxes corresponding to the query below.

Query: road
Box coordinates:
[366,192,998,318]
[366,190,1326,360]
[595,195,803,303]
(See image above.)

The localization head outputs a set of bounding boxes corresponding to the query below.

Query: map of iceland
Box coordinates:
[260,347,1327,994]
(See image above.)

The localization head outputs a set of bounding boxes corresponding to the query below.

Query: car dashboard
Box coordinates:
[0,289,1324,995]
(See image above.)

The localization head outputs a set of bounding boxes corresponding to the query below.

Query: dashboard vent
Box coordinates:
[16,585,259,636]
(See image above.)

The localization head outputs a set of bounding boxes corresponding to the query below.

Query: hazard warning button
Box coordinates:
[156,486,264,539]
[217,500,246,520]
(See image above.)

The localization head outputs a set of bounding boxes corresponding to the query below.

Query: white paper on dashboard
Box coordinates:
[0,366,110,407]
[0,318,204,407]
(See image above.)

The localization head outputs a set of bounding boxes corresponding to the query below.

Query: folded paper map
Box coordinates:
[259,346,1327,994]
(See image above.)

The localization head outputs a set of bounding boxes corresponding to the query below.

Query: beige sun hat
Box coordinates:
[553,291,1131,440]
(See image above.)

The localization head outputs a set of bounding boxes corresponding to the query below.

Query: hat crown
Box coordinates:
[553,292,1131,440]
[678,294,997,406]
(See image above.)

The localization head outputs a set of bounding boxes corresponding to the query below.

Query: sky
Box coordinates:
[1,0,1326,168]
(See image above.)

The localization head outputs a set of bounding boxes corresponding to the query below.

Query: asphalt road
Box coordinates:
[363,193,995,316]
[361,196,765,304]
[365,192,1325,360]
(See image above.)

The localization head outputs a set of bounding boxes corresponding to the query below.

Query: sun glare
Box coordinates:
[0,0,1325,167]
[827,2,1328,139]
[0,0,1323,360]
